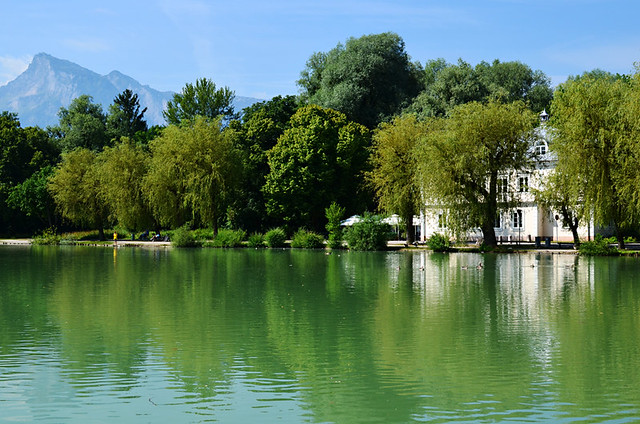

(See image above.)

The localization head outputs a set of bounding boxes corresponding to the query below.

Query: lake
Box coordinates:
[1,246,639,423]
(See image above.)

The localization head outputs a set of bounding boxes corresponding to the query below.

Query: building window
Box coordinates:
[535,141,548,155]
[494,213,502,229]
[497,177,508,194]
[512,209,523,229]
[518,176,529,193]
[438,212,447,229]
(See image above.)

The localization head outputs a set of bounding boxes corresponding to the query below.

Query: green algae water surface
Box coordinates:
[1,246,639,423]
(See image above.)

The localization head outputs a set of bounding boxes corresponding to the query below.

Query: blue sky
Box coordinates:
[1,0,639,99]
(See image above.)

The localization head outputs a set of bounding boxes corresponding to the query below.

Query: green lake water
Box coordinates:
[1,246,639,423]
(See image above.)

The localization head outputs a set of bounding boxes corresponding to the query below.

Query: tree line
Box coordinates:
[1,32,638,247]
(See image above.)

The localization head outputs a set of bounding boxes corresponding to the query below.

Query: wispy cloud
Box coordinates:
[0,55,31,86]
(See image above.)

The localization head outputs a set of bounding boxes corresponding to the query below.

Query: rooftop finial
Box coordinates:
[540,109,549,122]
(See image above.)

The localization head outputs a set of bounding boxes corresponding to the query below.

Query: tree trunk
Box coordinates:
[614,221,625,250]
[481,221,497,247]
[560,206,580,248]
[570,222,581,248]
[403,211,414,245]
[481,173,498,248]
[481,188,498,248]
[98,227,105,241]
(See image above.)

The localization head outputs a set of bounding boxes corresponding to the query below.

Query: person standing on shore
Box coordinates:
[113,232,118,246]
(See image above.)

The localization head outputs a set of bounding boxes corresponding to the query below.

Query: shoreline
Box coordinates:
[0,239,171,248]
[1,238,579,254]
[3,238,638,256]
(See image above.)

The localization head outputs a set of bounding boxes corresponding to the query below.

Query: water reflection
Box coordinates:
[0,246,639,423]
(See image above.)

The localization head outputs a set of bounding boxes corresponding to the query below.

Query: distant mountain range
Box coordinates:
[0,53,262,128]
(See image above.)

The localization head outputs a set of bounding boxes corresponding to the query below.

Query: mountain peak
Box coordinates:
[32,52,53,62]
[0,54,262,128]
[0,53,173,127]
[29,52,85,73]
[33,52,54,60]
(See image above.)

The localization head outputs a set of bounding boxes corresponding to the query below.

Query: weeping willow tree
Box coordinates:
[48,148,110,239]
[143,116,241,234]
[95,139,154,232]
[550,72,640,248]
[367,114,425,244]
[622,70,640,229]
[415,100,538,247]
[533,167,585,247]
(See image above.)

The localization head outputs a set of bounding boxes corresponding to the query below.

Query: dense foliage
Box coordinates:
[208,229,246,248]
[144,116,240,234]
[426,233,451,252]
[107,89,148,140]
[247,232,266,248]
[97,139,154,232]
[415,100,538,247]
[344,215,392,251]
[368,114,424,244]
[226,95,299,232]
[171,225,200,248]
[48,148,109,240]
[532,169,583,247]
[264,228,287,248]
[325,202,345,249]
[163,78,236,126]
[290,228,325,248]
[0,112,59,234]
[406,58,553,117]
[263,105,371,232]
[550,72,640,248]
[298,32,422,128]
[55,95,110,152]
[578,235,619,256]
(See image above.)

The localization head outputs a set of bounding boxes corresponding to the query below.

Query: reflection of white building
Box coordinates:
[418,111,598,243]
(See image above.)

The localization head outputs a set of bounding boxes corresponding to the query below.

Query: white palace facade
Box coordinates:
[416,111,598,244]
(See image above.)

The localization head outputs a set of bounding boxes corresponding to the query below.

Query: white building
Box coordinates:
[417,110,598,244]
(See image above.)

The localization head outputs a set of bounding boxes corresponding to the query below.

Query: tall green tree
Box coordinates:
[107,89,148,141]
[550,73,637,248]
[533,168,584,246]
[476,60,552,112]
[415,100,538,247]
[55,95,109,152]
[298,32,422,128]
[227,95,299,232]
[407,59,552,117]
[325,201,345,249]
[367,114,425,244]
[48,148,109,239]
[163,78,236,126]
[0,112,59,185]
[143,116,240,234]
[7,165,57,227]
[96,139,153,232]
[620,70,640,227]
[263,105,371,231]
[0,112,59,234]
